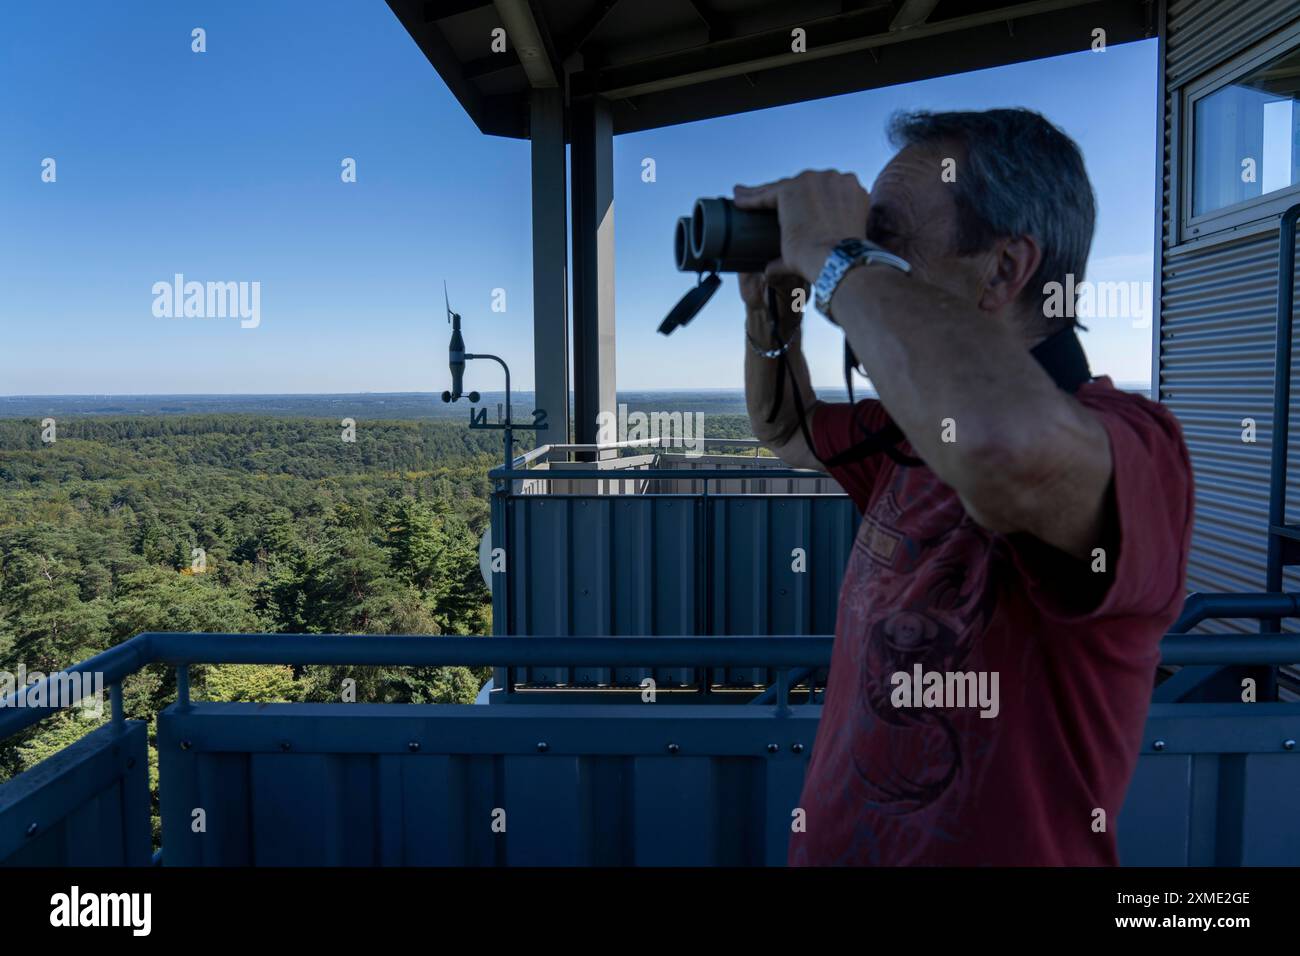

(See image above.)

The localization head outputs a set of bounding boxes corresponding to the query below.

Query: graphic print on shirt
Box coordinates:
[843,465,1002,818]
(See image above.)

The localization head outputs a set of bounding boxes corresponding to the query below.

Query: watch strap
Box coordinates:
[813,238,911,319]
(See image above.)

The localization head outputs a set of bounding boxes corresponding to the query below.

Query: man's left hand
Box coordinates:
[734,170,870,282]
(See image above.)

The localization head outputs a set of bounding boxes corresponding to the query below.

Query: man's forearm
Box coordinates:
[827,264,1109,550]
[744,306,818,451]
[829,266,1057,470]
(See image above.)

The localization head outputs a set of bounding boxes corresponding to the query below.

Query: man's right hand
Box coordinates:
[740,270,823,473]
[739,272,808,345]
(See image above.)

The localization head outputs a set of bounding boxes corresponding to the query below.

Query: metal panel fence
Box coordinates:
[157,702,816,866]
[2,630,1299,867]
[1120,703,1300,865]
[0,721,151,866]
[153,700,1300,867]
[492,445,858,689]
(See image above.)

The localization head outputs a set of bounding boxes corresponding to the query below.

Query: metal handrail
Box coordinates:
[492,463,823,480]
[544,439,765,452]
[1160,633,1300,665]
[0,634,834,741]
[503,437,779,476]
[1265,203,1300,624]
[143,633,831,667]
[1173,591,1300,632]
[5,614,1300,730]
[6,595,1300,741]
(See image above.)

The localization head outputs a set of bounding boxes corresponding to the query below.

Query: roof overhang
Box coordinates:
[386,0,1154,139]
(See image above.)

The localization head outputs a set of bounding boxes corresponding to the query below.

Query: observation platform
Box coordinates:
[2,443,1298,866]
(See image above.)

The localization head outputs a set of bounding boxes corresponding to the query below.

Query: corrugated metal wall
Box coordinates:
[1162,232,1289,596]
[500,493,857,686]
[0,722,152,866]
[157,703,815,866]
[156,700,1300,866]
[1119,703,1300,865]
[1158,0,1300,620]
[1165,0,1299,88]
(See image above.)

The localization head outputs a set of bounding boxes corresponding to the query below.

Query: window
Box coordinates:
[1192,43,1300,218]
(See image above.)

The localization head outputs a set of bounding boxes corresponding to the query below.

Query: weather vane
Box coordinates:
[440,281,546,468]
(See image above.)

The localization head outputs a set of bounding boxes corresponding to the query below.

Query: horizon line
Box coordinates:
[0,382,1153,400]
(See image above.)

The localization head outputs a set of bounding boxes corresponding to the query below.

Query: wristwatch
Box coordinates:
[813,238,911,320]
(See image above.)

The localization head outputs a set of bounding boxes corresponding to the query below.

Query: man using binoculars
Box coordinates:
[738,109,1193,865]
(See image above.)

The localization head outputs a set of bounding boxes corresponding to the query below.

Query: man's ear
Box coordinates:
[977,235,1042,313]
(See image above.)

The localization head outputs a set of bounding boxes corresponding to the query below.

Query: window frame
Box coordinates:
[1181,20,1300,243]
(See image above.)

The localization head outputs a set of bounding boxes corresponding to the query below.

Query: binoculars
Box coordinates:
[674,198,780,274]
[659,197,783,335]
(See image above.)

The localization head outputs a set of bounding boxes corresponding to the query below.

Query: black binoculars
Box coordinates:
[660,197,782,334]
[674,198,780,274]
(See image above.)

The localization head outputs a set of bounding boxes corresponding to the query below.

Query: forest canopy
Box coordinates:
[0,415,505,784]
[0,409,757,797]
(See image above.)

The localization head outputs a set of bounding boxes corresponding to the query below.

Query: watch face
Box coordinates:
[815,240,862,314]
[814,239,910,317]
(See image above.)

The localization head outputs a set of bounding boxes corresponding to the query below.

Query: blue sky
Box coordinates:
[0,2,1158,394]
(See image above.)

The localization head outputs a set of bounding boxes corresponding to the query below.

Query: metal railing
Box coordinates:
[6,608,1300,742]
[0,634,836,744]
[509,437,771,470]
[3,615,1300,867]
[1264,202,1300,623]
[495,438,845,496]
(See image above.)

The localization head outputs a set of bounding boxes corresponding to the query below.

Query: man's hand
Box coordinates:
[738,271,808,344]
[734,171,870,282]
[739,249,822,474]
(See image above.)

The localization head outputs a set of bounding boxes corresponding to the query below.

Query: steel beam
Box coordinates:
[570,96,617,449]
[589,0,1105,100]
[530,88,570,441]
[492,0,559,88]
[890,0,942,30]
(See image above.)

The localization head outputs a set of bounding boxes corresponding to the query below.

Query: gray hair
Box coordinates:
[886,108,1096,329]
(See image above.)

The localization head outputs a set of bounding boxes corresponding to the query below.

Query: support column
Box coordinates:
[570,95,616,449]
[530,88,570,444]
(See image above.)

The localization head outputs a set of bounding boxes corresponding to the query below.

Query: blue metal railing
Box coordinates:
[492,465,820,481]
[490,437,828,484]
[2,610,1299,867]
[0,635,152,740]
[5,608,1300,740]
[0,634,836,742]
[1265,202,1300,619]
[1174,591,1300,631]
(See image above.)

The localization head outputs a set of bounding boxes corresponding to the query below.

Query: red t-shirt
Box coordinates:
[789,377,1194,865]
